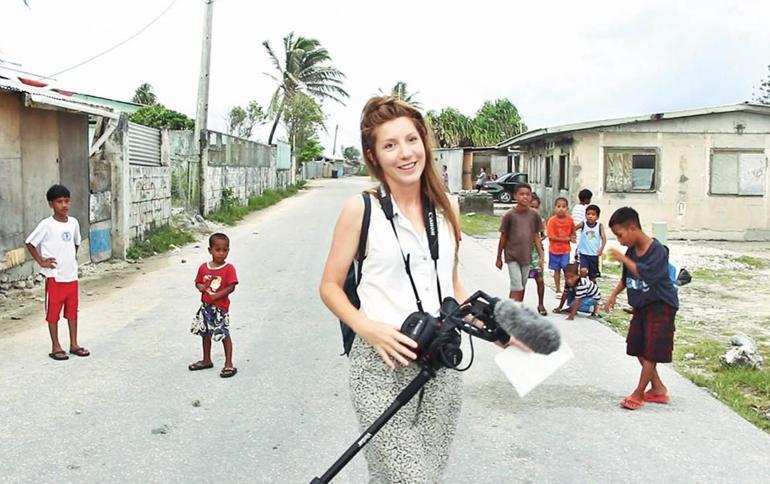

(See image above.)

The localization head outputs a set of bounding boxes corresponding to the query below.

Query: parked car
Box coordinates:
[480,172,529,203]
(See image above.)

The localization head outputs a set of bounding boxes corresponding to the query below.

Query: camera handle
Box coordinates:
[310,365,436,484]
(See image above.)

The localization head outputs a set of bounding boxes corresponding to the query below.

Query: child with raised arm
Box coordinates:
[25,185,90,361]
[576,204,607,281]
[546,197,575,293]
[605,207,678,410]
[189,233,239,378]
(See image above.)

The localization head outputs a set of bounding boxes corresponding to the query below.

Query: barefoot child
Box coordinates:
[605,207,678,410]
[189,233,238,378]
[546,197,575,293]
[528,194,547,315]
[25,185,90,361]
[553,263,601,320]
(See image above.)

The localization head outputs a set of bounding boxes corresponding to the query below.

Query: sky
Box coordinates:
[2,0,770,155]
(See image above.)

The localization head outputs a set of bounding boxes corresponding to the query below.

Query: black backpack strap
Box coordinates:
[355,191,372,282]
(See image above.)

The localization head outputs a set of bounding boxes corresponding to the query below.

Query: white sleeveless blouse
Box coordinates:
[358,197,457,329]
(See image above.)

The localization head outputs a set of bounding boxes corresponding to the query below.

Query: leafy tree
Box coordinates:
[426,108,474,148]
[342,145,362,162]
[379,81,421,109]
[282,93,326,155]
[131,82,157,105]
[297,138,324,162]
[129,104,194,130]
[225,100,266,139]
[470,99,527,146]
[753,65,770,104]
[263,32,349,145]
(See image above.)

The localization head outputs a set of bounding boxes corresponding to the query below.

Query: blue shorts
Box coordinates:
[548,252,570,271]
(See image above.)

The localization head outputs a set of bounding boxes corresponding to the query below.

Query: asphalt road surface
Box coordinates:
[1,177,769,483]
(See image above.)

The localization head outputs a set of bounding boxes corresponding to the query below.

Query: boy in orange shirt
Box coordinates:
[546,197,575,293]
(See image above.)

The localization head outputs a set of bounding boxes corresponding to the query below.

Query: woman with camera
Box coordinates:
[320,96,470,483]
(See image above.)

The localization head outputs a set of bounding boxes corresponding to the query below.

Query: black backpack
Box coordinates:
[339,192,372,356]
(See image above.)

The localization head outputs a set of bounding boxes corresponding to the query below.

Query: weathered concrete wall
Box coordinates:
[129,164,172,241]
[434,148,463,193]
[58,111,90,259]
[524,112,770,240]
[0,92,24,280]
[168,129,198,209]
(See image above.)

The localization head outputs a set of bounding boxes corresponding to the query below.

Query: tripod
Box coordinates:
[310,363,437,484]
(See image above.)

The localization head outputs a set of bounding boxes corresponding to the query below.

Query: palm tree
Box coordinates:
[263,32,349,145]
[378,81,421,109]
[131,82,157,105]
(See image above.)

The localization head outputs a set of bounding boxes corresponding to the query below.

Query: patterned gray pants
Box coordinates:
[349,337,463,484]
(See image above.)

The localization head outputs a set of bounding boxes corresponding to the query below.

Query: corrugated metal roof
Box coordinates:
[0,76,117,118]
[497,102,770,148]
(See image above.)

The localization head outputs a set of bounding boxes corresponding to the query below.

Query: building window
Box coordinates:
[710,150,767,196]
[558,154,569,190]
[545,155,553,187]
[604,148,657,192]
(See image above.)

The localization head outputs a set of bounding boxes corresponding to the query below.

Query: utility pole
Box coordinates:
[194,0,214,215]
[332,124,339,156]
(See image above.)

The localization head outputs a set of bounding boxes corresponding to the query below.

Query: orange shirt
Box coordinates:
[547,215,574,254]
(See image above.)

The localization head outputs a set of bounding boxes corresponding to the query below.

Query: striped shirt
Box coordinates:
[575,276,601,301]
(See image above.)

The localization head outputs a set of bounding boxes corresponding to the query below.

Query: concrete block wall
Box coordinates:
[129,165,172,241]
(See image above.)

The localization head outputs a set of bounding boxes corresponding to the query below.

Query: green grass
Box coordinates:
[733,255,770,270]
[126,224,195,260]
[207,184,303,225]
[596,310,770,433]
[460,213,500,236]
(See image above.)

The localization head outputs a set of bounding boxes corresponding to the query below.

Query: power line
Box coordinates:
[41,0,179,80]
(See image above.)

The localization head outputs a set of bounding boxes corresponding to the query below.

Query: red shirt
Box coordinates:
[546,215,574,255]
[195,262,238,312]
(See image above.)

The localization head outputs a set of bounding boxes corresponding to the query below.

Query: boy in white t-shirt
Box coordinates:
[25,185,90,361]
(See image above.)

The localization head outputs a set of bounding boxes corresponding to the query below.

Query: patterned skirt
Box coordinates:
[348,336,462,484]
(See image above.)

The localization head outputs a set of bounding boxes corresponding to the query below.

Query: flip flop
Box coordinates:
[69,347,90,357]
[620,396,645,410]
[49,351,69,361]
[538,306,548,316]
[643,391,670,404]
[220,367,237,378]
[188,361,214,371]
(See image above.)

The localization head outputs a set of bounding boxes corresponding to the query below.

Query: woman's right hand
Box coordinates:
[358,319,418,369]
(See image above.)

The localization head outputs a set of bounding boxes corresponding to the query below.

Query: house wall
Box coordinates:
[129,164,172,241]
[0,91,92,284]
[526,112,770,240]
[434,148,463,193]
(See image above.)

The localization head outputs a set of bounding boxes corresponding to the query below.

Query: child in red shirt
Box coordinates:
[189,233,239,378]
[546,197,575,293]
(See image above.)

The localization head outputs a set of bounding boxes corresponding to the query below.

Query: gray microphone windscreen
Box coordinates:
[493,300,561,354]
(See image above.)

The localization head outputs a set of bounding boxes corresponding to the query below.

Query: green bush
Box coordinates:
[126,224,195,260]
[206,184,304,225]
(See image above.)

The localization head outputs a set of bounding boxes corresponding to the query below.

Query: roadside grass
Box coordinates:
[207,183,304,225]
[460,213,500,237]
[733,255,770,270]
[126,224,195,260]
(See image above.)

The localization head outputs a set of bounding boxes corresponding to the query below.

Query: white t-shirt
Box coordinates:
[572,204,587,227]
[25,216,81,282]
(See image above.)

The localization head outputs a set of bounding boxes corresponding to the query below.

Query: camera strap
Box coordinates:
[377,184,442,314]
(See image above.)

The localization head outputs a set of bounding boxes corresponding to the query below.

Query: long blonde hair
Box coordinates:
[360,96,461,241]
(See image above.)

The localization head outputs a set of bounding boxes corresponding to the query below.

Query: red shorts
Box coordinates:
[626,302,676,363]
[45,279,79,324]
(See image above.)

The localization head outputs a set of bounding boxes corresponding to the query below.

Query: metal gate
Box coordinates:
[128,122,161,165]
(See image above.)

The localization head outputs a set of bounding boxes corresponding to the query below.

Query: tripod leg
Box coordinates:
[311,366,435,484]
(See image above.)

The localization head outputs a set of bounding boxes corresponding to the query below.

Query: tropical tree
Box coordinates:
[282,93,326,155]
[131,82,157,105]
[753,65,770,104]
[297,138,324,162]
[262,32,349,145]
[342,145,362,162]
[225,100,266,139]
[379,81,421,109]
[470,99,527,146]
[426,108,474,148]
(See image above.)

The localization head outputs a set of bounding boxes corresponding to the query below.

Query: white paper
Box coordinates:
[494,340,574,397]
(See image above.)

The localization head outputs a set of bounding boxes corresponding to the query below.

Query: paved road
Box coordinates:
[1,177,769,483]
